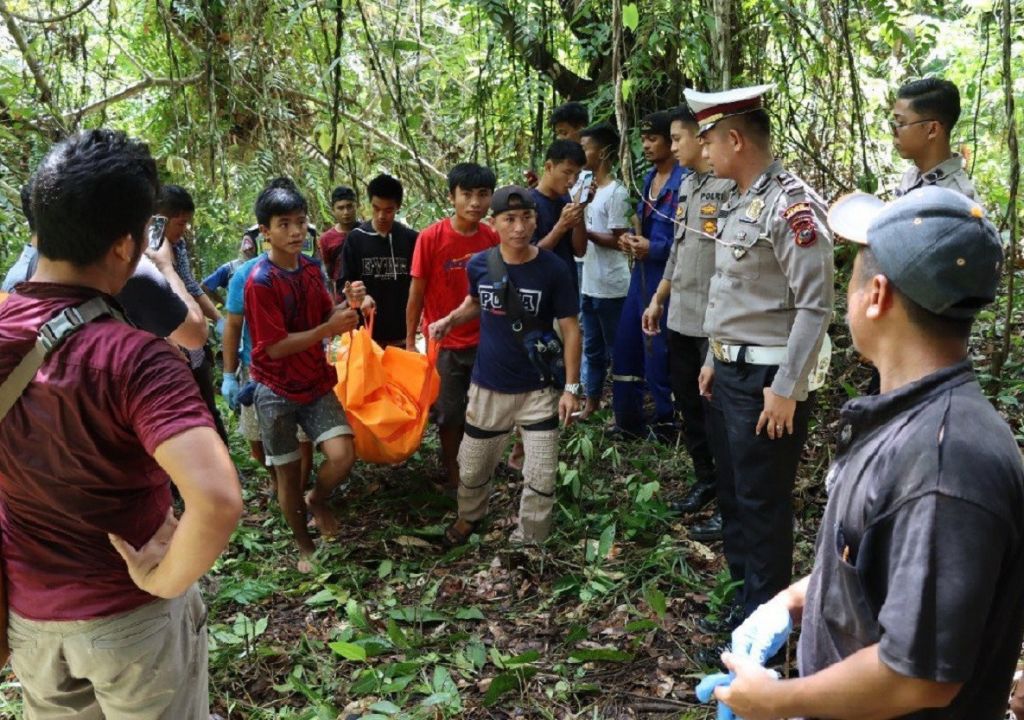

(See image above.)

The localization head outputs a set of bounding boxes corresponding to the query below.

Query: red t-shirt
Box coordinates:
[411,218,499,350]
[245,254,337,403]
[319,226,347,282]
[0,283,215,621]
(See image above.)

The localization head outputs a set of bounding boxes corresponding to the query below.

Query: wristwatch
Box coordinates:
[563,383,582,396]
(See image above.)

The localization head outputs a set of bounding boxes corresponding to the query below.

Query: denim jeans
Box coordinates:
[580,294,626,399]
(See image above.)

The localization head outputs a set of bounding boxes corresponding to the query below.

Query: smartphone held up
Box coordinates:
[147,215,168,251]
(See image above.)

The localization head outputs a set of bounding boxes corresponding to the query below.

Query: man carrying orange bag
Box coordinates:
[429,186,583,547]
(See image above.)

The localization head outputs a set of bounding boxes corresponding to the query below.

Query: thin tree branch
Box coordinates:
[62,72,204,122]
[3,0,98,24]
[0,0,56,106]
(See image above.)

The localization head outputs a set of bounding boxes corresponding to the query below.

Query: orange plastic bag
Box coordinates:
[333,325,440,465]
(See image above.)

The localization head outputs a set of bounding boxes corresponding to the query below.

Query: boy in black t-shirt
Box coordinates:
[530,140,588,294]
[340,174,418,346]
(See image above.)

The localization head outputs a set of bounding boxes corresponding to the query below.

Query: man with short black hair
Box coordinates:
[319,185,359,286]
[406,163,499,491]
[698,186,1024,720]
[340,173,418,347]
[611,110,684,440]
[578,122,631,418]
[157,184,228,442]
[429,186,582,546]
[530,140,588,295]
[643,104,734,530]
[0,128,242,719]
[892,78,976,199]
[551,102,589,142]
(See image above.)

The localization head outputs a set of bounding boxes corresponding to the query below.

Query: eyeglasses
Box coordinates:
[888,118,937,134]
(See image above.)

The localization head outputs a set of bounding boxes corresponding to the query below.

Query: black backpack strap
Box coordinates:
[0,296,127,423]
[485,246,530,336]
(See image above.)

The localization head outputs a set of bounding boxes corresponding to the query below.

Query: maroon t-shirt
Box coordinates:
[0,283,215,621]
[244,254,337,404]
[318,227,348,283]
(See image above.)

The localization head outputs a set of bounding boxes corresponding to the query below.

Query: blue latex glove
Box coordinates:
[214,316,226,339]
[221,371,240,410]
[695,672,735,720]
[731,600,792,665]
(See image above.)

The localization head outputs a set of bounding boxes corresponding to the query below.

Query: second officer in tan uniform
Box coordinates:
[685,84,834,632]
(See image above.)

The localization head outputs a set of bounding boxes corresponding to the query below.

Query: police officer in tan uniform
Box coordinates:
[685,84,834,629]
[643,104,734,538]
[892,78,977,200]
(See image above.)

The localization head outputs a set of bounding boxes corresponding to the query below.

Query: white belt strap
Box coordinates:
[710,334,832,392]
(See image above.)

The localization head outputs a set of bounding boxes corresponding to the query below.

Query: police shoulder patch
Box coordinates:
[782,202,817,247]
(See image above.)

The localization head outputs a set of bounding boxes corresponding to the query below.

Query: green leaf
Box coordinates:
[645,586,667,618]
[378,559,393,578]
[636,481,659,504]
[346,598,371,630]
[505,649,540,666]
[329,641,368,661]
[625,619,658,632]
[389,606,449,623]
[622,3,640,31]
[386,618,410,649]
[454,607,485,620]
[597,523,616,560]
[483,668,537,706]
[621,78,635,102]
[369,701,401,715]
[568,648,634,663]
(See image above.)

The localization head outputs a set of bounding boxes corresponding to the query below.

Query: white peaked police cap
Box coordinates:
[826,191,885,245]
[684,83,777,135]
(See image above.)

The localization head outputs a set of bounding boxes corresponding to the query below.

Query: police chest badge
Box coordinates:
[676,203,686,220]
[704,220,718,235]
[701,202,718,216]
[745,198,765,222]
[782,202,817,247]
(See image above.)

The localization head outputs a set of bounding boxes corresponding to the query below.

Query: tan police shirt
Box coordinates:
[703,160,834,401]
[663,172,735,337]
[896,153,977,200]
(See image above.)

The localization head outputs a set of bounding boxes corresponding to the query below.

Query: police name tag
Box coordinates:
[807,334,832,392]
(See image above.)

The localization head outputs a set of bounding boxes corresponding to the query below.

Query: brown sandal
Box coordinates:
[441,519,479,549]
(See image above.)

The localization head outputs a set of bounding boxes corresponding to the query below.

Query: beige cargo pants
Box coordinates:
[458,383,561,542]
[7,584,209,720]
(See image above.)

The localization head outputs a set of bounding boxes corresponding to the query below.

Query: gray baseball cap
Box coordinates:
[828,186,1003,318]
[490,185,537,216]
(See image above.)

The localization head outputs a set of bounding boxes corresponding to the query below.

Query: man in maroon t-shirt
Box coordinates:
[405,163,499,491]
[319,185,359,294]
[245,178,364,572]
[0,129,242,718]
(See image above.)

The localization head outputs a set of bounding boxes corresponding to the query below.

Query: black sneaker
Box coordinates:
[696,605,744,637]
[689,511,723,542]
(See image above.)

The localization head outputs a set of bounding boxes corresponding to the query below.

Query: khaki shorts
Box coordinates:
[7,584,208,720]
[238,364,309,444]
[254,384,352,466]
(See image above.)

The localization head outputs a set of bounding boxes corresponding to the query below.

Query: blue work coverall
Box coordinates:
[612,163,688,434]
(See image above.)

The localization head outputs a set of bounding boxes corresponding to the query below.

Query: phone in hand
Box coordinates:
[571,169,595,204]
[147,215,168,251]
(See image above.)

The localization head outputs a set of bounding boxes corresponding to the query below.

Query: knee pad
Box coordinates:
[520,429,559,496]
[457,434,506,489]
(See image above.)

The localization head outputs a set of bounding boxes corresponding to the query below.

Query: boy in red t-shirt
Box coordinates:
[406,163,498,490]
[318,185,358,293]
[245,178,364,572]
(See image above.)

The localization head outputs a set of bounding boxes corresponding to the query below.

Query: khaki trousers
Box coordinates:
[458,383,561,541]
[7,584,209,720]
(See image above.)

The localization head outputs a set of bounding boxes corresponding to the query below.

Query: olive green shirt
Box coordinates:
[663,172,735,337]
[703,160,834,400]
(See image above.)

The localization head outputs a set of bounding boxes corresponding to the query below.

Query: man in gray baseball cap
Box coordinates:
[695,186,1024,720]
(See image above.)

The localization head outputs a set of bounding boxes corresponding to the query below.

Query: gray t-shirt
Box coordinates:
[2,246,186,339]
[798,362,1024,719]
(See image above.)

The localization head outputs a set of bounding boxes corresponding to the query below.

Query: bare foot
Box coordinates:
[305,492,340,538]
[297,555,314,574]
